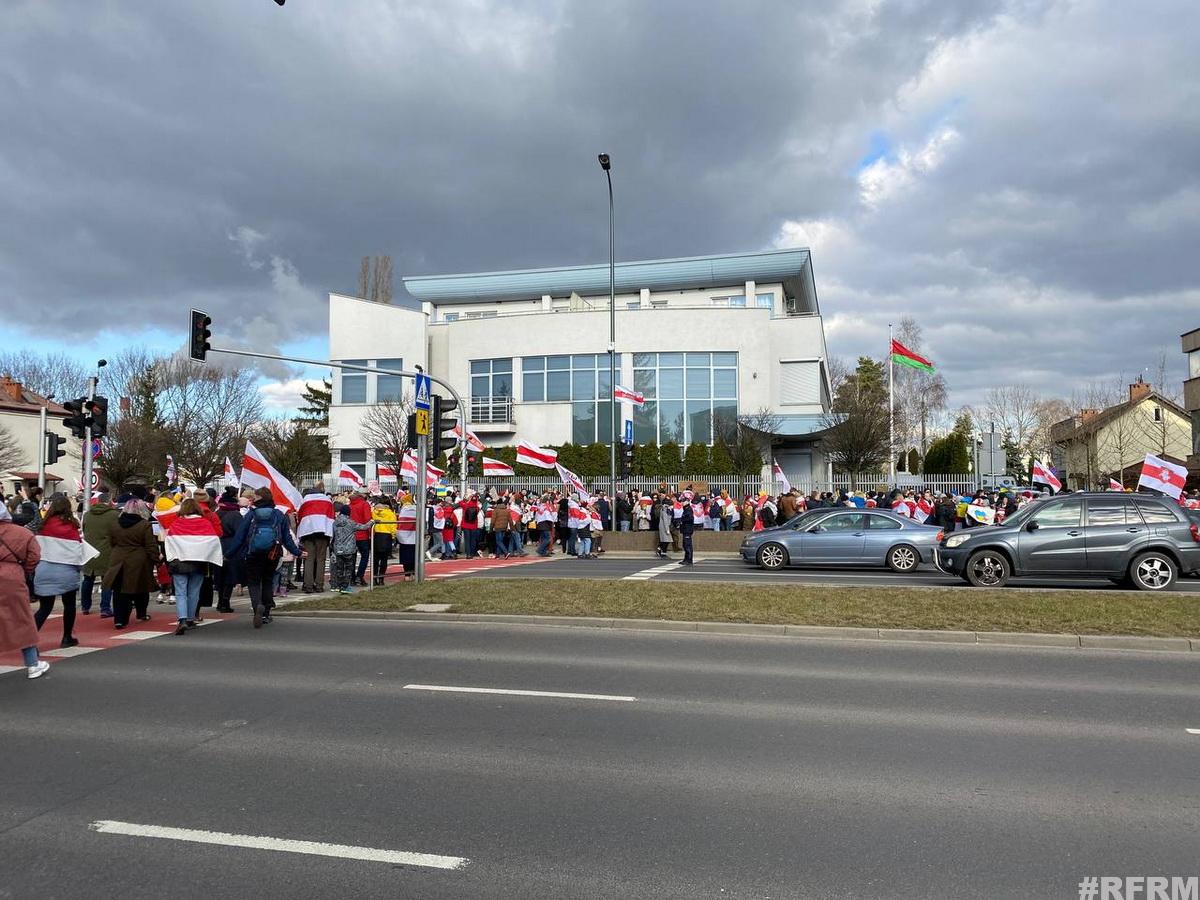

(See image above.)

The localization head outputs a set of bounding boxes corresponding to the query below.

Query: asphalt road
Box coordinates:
[449,552,1200,592]
[3,617,1199,899]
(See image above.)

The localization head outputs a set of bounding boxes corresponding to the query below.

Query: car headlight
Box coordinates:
[944,533,971,549]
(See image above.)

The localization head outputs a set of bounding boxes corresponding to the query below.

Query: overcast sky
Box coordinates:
[2,0,1197,414]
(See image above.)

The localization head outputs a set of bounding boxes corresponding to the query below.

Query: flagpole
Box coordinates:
[888,323,894,485]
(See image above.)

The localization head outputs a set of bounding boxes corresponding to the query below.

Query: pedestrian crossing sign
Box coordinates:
[415,408,430,435]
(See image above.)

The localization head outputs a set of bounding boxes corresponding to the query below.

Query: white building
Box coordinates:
[327,248,833,485]
[0,376,83,494]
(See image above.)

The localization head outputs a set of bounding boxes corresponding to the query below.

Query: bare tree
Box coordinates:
[0,350,89,400]
[983,385,1041,454]
[156,359,264,486]
[825,356,848,399]
[1150,352,1183,405]
[252,419,330,485]
[357,255,394,304]
[358,256,371,299]
[0,421,24,473]
[1029,397,1073,457]
[891,317,947,457]
[359,398,414,476]
[821,357,890,487]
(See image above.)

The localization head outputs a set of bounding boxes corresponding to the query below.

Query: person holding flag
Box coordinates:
[296,483,335,593]
[227,487,304,629]
[164,498,223,635]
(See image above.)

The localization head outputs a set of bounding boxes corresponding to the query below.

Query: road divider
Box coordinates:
[88,820,468,870]
[403,683,637,702]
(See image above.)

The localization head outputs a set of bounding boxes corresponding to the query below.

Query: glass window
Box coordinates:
[822,513,865,531]
[686,352,711,366]
[633,400,657,444]
[470,359,513,400]
[633,353,657,368]
[713,400,738,443]
[686,368,710,397]
[443,313,459,322]
[729,295,747,308]
[626,301,641,310]
[339,360,367,404]
[471,360,490,376]
[471,376,489,399]
[597,400,613,444]
[713,369,737,397]
[1189,349,1200,379]
[712,352,737,367]
[572,354,595,368]
[493,372,512,398]
[525,356,545,372]
[572,369,594,401]
[686,399,711,444]
[634,368,656,398]
[658,368,684,399]
[1033,500,1082,528]
[755,293,774,309]
[547,370,570,401]
[650,299,667,308]
[523,372,544,402]
[376,358,404,403]
[1087,499,1133,526]
[493,358,512,374]
[867,515,902,530]
[658,352,684,367]
[547,355,569,370]
[340,449,367,479]
[1132,500,1181,523]
[571,402,595,445]
[658,400,684,444]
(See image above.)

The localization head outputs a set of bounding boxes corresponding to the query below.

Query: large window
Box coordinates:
[334,359,404,405]
[556,354,613,444]
[471,358,513,423]
[339,449,367,480]
[632,352,737,445]
[522,355,572,402]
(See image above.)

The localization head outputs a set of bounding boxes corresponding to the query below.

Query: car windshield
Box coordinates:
[779,510,821,529]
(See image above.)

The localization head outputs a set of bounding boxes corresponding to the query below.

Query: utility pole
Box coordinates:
[37,403,48,492]
[414,367,428,585]
[599,153,617,530]
[82,375,97,502]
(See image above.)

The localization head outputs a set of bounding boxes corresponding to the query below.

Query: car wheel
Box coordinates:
[886,544,920,573]
[1129,552,1177,591]
[756,543,788,571]
[965,550,1010,588]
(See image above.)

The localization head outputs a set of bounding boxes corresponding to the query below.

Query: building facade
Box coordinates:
[327,248,833,486]
[1049,378,1191,489]
[0,377,82,494]
[1183,326,1200,479]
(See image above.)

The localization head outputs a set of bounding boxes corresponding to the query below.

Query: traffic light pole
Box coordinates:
[82,376,97,503]
[37,404,47,492]
[414,432,428,584]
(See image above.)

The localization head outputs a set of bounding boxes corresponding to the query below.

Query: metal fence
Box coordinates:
[292,471,981,497]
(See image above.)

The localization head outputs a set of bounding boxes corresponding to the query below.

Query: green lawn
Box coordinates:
[283,578,1200,637]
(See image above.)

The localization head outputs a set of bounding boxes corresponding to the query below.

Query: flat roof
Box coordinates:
[403,248,819,313]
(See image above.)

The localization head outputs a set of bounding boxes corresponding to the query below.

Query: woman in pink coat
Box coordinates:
[0,505,48,678]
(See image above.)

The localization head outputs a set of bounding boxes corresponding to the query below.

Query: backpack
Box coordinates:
[463,504,478,524]
[248,507,281,558]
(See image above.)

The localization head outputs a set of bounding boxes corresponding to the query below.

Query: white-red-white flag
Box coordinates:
[224,456,239,488]
[1137,453,1187,499]
[338,465,364,488]
[449,422,485,453]
[1032,460,1061,493]
[400,451,445,487]
[482,456,514,477]
[377,463,397,479]
[240,440,303,512]
[771,458,791,493]
[613,385,645,407]
[516,440,558,469]
[1108,478,1123,491]
[555,462,588,500]
[295,492,335,539]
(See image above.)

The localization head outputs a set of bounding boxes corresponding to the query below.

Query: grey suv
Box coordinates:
[937,493,1200,591]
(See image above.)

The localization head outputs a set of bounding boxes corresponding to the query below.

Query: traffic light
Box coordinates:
[62,398,88,439]
[620,443,634,477]
[189,309,212,362]
[405,412,419,451]
[431,394,457,455]
[86,395,108,439]
[45,431,66,465]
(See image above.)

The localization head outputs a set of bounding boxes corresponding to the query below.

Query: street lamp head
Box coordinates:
[597,153,611,171]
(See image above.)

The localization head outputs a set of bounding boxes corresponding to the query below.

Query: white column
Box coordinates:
[639,288,650,308]
[541,294,552,312]
[745,280,755,308]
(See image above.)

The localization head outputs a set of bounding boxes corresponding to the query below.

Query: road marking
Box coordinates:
[112,631,172,641]
[622,562,681,581]
[0,665,24,676]
[88,820,468,870]
[42,646,103,658]
[403,684,637,702]
[1187,728,1200,735]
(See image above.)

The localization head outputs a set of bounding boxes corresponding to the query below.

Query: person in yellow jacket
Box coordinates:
[370,498,398,586]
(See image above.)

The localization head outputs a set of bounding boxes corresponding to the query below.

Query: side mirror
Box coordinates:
[1026,520,1039,532]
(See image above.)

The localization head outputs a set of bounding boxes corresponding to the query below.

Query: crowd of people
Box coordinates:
[4,476,1198,682]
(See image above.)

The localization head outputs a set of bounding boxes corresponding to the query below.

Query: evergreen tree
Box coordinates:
[821,356,890,484]
[658,441,682,476]
[708,440,735,476]
[922,432,971,473]
[683,441,710,474]
[581,443,609,477]
[907,448,921,474]
[294,378,332,428]
[633,442,660,476]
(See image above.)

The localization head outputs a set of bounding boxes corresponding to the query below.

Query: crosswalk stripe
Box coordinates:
[622,562,684,581]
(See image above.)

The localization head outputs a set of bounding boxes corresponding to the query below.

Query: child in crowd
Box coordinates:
[331,503,358,593]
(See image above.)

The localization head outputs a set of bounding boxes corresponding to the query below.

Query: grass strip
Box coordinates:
[285,578,1200,637]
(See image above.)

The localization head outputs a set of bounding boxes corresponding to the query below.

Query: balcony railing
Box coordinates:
[470,396,513,424]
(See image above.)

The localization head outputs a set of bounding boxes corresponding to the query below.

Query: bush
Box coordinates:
[683,442,710,474]
[659,441,682,476]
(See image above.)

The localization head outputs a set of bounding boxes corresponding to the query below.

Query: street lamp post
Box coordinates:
[599,153,616,529]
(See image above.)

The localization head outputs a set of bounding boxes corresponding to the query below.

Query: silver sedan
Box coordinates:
[739,508,945,573]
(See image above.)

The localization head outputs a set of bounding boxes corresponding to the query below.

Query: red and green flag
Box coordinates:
[890,339,935,373]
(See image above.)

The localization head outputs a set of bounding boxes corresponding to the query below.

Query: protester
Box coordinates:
[395,492,417,579]
[228,487,304,628]
[32,494,92,648]
[349,490,373,586]
[105,499,160,629]
[80,491,117,618]
[575,500,594,559]
[330,503,358,593]
[214,487,244,612]
[678,492,695,566]
[490,494,513,558]
[0,504,48,679]
[371,496,397,585]
[296,483,334,593]
[458,491,482,558]
[165,498,224,635]
[656,496,673,558]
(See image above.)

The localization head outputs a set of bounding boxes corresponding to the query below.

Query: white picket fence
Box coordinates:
[293,471,981,497]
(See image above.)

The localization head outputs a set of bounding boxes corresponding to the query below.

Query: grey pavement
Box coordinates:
[3,617,1200,898]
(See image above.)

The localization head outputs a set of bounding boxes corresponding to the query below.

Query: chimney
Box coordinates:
[1080,408,1100,423]
[0,376,23,403]
[1129,376,1151,403]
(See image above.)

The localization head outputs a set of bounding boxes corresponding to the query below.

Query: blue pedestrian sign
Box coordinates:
[623,419,633,446]
[414,373,432,411]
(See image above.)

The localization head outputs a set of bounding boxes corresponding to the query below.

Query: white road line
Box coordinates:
[111,631,172,641]
[0,665,25,676]
[403,684,637,702]
[88,820,468,870]
[41,646,103,658]
[622,562,681,581]
[1187,728,1200,735]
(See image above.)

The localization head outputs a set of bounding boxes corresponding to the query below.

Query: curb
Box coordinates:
[274,610,1200,653]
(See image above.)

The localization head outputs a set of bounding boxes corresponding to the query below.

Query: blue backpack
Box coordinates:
[248,507,281,556]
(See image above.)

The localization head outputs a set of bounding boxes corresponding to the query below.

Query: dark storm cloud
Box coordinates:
[0,0,1196,408]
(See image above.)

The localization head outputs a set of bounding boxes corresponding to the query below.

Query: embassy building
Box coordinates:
[326,248,834,487]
